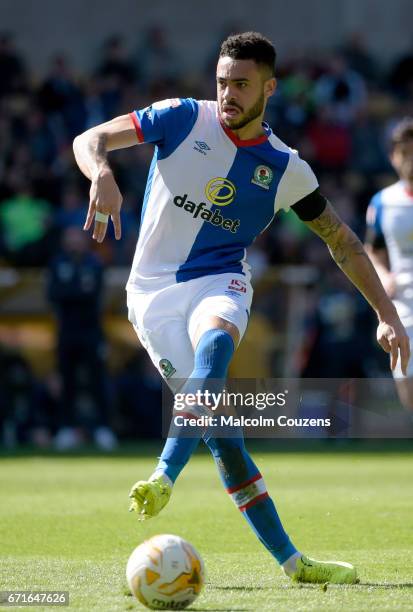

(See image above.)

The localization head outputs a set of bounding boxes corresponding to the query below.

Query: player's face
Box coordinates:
[216,57,276,130]
[391,140,413,185]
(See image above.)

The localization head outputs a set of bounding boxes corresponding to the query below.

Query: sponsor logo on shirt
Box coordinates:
[251,165,273,190]
[193,140,211,155]
[228,278,247,293]
[205,177,236,206]
[173,194,240,233]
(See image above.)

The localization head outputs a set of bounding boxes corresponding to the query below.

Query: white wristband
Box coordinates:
[95,211,109,223]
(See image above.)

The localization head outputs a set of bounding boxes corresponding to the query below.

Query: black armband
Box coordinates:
[290,188,327,221]
[364,226,386,250]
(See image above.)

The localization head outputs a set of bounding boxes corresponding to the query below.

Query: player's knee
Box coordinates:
[193,316,239,348]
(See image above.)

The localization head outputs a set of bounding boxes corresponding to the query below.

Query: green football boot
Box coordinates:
[291,555,358,584]
[128,476,172,521]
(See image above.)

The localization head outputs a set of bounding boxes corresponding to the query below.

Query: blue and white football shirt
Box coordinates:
[366,181,413,288]
[126,98,318,292]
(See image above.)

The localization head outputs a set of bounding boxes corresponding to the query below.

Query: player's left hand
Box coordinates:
[377,317,410,376]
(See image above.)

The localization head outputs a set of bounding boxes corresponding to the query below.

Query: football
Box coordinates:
[126,534,205,610]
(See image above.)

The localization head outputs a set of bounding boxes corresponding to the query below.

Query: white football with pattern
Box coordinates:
[126,534,205,610]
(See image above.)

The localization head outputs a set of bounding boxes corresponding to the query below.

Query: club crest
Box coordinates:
[251,165,273,190]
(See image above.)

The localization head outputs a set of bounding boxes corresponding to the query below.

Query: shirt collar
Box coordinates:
[219,116,271,147]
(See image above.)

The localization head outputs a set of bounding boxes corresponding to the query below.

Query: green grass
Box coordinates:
[1,444,413,611]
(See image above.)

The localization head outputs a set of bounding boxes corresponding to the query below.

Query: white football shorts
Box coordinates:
[127,273,253,391]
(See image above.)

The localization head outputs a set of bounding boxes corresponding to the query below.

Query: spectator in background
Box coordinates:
[55,185,87,231]
[0,344,36,447]
[350,102,392,175]
[82,77,107,130]
[0,108,14,171]
[314,54,366,124]
[277,56,316,128]
[96,35,137,119]
[115,353,162,439]
[299,267,374,378]
[37,54,85,142]
[135,26,178,94]
[0,180,54,265]
[25,108,58,166]
[97,35,136,85]
[388,40,413,99]
[48,226,117,450]
[341,32,380,85]
[306,105,352,173]
[0,32,27,98]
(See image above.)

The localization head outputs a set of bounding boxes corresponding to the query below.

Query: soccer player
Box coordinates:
[73,32,409,584]
[365,118,413,409]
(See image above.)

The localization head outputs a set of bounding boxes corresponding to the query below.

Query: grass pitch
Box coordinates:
[1,442,413,611]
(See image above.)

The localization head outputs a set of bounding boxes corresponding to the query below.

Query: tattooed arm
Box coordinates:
[305,201,387,311]
[304,201,410,374]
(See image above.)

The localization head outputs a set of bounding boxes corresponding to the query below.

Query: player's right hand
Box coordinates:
[377,317,410,376]
[84,167,123,243]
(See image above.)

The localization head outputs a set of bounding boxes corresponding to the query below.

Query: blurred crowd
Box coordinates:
[1,28,413,268]
[0,27,412,446]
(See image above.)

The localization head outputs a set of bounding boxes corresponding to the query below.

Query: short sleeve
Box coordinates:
[276,152,319,212]
[366,193,383,236]
[130,98,198,158]
[365,192,385,247]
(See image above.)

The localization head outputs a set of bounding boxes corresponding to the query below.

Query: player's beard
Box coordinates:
[397,164,413,188]
[402,164,413,184]
[220,91,265,130]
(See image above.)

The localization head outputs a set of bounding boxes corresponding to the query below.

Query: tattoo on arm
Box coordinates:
[332,233,368,267]
[309,205,341,240]
[303,201,393,313]
[306,202,368,267]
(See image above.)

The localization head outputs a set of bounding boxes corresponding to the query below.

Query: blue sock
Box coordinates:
[155,329,234,484]
[205,435,297,565]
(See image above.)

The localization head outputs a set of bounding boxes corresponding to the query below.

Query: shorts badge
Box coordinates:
[159,359,176,379]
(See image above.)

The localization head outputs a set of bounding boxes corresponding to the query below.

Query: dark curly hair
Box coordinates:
[219,31,276,77]
[391,117,413,149]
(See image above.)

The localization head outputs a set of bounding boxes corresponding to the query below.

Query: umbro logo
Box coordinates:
[193,140,211,155]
